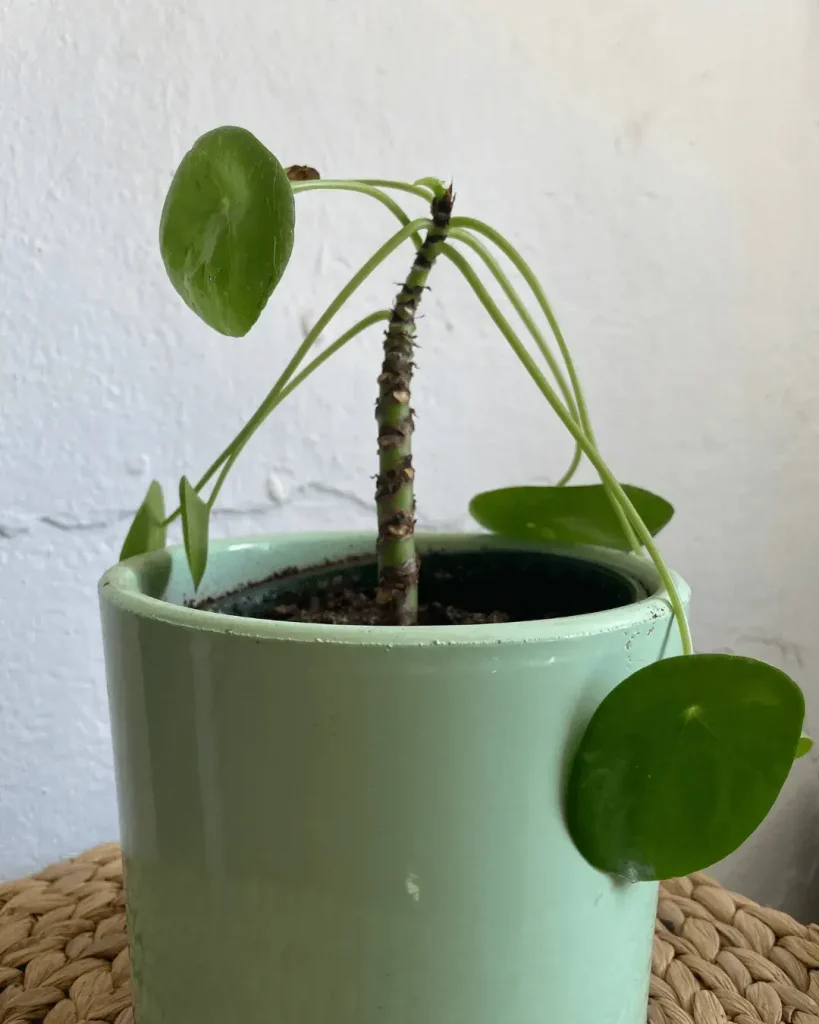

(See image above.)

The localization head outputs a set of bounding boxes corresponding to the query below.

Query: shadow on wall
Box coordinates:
[714,773,819,922]
[710,632,819,918]
[788,783,819,923]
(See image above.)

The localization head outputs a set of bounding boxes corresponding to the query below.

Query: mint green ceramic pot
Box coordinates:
[99,532,689,1024]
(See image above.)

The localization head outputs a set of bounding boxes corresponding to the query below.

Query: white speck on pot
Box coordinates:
[405,873,421,902]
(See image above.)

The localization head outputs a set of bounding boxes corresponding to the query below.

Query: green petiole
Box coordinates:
[196,216,429,509]
[205,311,393,510]
[160,216,430,525]
[413,177,448,199]
[205,215,429,508]
[294,182,585,490]
[449,216,641,553]
[448,227,583,487]
[450,216,592,431]
[160,311,391,525]
[292,178,433,203]
[442,243,693,656]
[290,181,425,248]
[276,311,391,401]
[204,309,393,509]
[356,179,436,201]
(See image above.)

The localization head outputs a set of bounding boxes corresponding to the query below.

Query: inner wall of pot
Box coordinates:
[197,545,649,623]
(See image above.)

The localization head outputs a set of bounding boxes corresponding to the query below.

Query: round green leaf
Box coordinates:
[566,654,804,881]
[159,126,295,337]
[179,476,210,588]
[796,735,813,758]
[469,484,673,550]
[119,480,166,561]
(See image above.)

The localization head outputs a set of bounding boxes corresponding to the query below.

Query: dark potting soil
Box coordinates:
[195,548,647,626]
[260,587,511,626]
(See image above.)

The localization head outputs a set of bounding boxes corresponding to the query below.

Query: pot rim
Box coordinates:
[98,531,690,648]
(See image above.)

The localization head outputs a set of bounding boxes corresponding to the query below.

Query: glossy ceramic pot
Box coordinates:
[99,532,689,1024]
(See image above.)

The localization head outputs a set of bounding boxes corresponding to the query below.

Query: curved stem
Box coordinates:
[450,216,640,552]
[160,311,391,526]
[442,243,693,655]
[450,217,591,425]
[414,177,447,199]
[206,310,392,509]
[554,444,583,487]
[160,217,429,526]
[194,215,428,495]
[448,226,583,485]
[292,179,432,202]
[356,179,435,201]
[291,181,424,247]
[281,312,391,397]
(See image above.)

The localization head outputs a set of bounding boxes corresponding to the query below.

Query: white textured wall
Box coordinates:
[3,0,819,915]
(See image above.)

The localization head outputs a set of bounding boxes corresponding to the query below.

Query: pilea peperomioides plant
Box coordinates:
[121,125,810,882]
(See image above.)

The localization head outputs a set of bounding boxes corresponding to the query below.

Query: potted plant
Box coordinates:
[99,126,808,1024]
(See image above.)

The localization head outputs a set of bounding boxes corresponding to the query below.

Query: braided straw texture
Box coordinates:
[2,847,819,1023]
[0,845,130,1024]
[652,873,819,1024]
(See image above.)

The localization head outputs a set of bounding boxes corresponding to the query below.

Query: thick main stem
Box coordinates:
[375,187,454,624]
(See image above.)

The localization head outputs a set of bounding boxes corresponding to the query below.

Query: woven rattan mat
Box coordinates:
[2,845,819,1024]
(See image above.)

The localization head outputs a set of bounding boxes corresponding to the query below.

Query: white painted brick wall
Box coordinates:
[3,0,819,915]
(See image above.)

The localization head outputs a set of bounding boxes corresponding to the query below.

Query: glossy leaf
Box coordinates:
[179,476,210,588]
[566,654,804,881]
[160,126,295,337]
[119,480,166,561]
[469,484,673,550]
[796,735,813,759]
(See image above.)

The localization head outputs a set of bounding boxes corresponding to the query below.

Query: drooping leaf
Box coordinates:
[179,476,210,588]
[160,126,295,337]
[469,484,673,550]
[796,735,813,758]
[119,480,166,561]
[566,654,804,881]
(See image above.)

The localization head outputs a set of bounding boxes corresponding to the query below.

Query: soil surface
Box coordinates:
[260,586,510,626]
[194,548,643,627]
